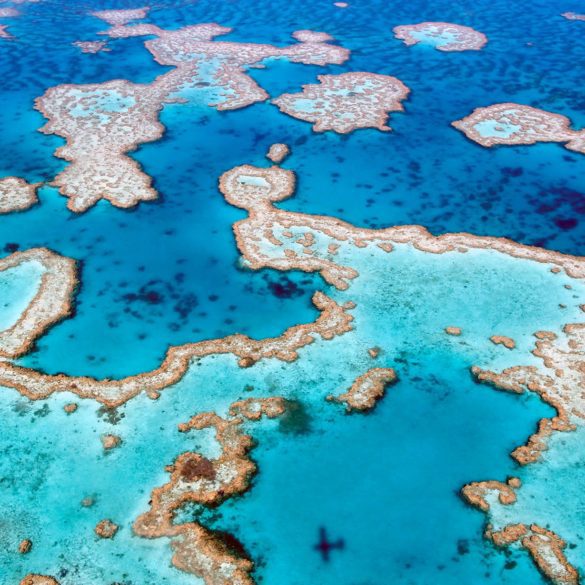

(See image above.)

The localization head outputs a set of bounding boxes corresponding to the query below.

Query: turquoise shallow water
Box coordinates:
[488,424,585,576]
[1,239,583,583]
[0,0,584,583]
[215,367,548,585]
[0,260,43,331]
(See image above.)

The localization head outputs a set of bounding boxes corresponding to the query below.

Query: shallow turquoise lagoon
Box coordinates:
[0,259,43,332]
[0,352,551,585]
[2,239,583,583]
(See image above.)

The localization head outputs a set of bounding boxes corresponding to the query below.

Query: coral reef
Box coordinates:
[37,21,349,211]
[0,248,77,358]
[452,103,585,154]
[134,401,288,584]
[0,291,354,406]
[95,519,119,539]
[273,72,409,133]
[0,177,39,214]
[393,22,487,52]
[72,40,109,53]
[20,577,59,585]
[327,367,397,412]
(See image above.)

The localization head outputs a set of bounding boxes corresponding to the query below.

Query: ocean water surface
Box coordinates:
[0,0,584,584]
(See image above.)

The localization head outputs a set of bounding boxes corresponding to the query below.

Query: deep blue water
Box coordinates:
[0,0,584,584]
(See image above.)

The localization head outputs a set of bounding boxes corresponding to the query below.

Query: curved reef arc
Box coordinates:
[0,248,77,359]
[0,291,354,407]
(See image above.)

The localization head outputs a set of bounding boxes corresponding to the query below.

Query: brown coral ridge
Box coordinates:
[461,479,517,512]
[101,433,122,450]
[229,397,288,420]
[38,22,348,212]
[490,335,516,349]
[95,518,119,538]
[328,367,397,412]
[445,326,462,336]
[486,524,579,585]
[472,324,585,466]
[0,291,354,407]
[20,576,60,585]
[134,402,288,585]
[0,248,77,359]
[218,161,585,293]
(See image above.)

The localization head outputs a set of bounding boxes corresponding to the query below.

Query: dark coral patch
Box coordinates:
[180,454,216,482]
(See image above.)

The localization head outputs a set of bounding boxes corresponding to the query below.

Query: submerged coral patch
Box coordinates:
[0,24,12,39]
[561,12,585,21]
[0,7,18,17]
[72,40,109,53]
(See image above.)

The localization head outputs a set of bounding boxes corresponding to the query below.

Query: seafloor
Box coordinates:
[0,0,584,584]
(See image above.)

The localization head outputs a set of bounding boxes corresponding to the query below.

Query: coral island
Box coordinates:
[393,22,487,52]
[452,103,585,154]
[272,72,410,133]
